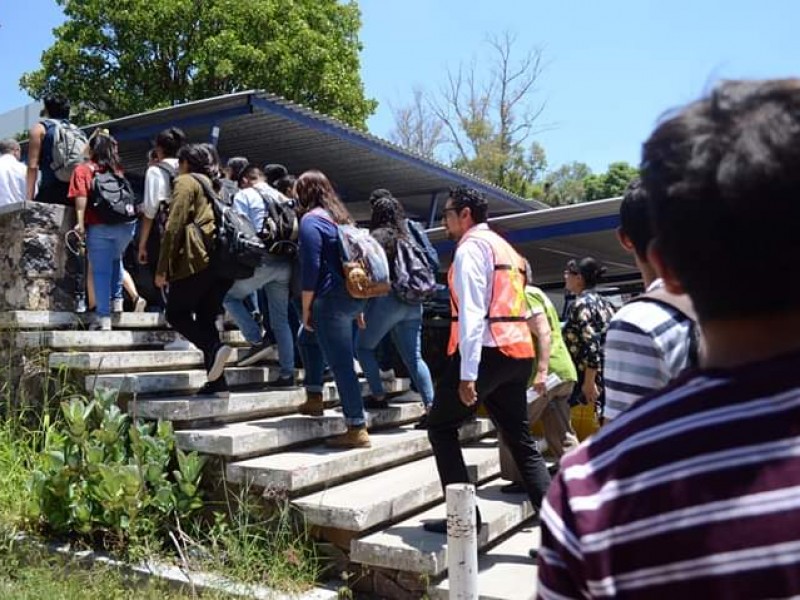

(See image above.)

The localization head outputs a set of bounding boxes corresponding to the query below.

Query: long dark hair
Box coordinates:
[370,195,408,236]
[295,170,353,225]
[155,127,186,158]
[88,132,122,172]
[177,143,222,191]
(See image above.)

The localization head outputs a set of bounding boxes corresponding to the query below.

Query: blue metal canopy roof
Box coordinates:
[93,91,535,223]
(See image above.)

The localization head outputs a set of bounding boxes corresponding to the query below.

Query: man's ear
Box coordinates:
[616,227,636,253]
[647,239,685,295]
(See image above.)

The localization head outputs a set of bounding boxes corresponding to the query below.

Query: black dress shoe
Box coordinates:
[500,482,525,494]
[413,413,428,430]
[194,378,230,398]
[363,396,389,410]
[529,548,538,559]
[267,375,296,388]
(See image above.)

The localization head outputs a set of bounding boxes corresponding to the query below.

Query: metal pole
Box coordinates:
[446,483,479,599]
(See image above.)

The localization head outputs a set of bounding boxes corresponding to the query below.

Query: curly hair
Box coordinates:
[448,185,489,223]
[369,194,408,235]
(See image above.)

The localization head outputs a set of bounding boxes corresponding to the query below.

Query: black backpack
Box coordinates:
[190,174,266,280]
[392,235,437,304]
[89,169,140,224]
[257,189,299,257]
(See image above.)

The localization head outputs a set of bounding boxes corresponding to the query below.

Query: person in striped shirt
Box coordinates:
[538,78,800,599]
[602,179,696,421]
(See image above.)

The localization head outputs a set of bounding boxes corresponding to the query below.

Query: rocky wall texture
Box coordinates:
[0,201,77,311]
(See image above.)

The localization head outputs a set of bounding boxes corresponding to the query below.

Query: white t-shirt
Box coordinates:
[141,158,179,219]
[0,153,27,206]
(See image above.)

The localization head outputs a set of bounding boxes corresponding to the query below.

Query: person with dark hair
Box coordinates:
[263,163,289,189]
[423,185,550,536]
[154,143,233,397]
[355,194,435,424]
[67,131,136,330]
[293,170,369,448]
[137,127,186,266]
[274,174,297,199]
[220,157,250,203]
[561,256,615,417]
[0,139,26,206]
[602,179,697,421]
[539,79,800,598]
[222,165,295,386]
[26,95,75,205]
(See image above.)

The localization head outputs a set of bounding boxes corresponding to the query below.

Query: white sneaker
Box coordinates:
[215,315,225,333]
[112,298,124,314]
[207,344,233,382]
[89,316,112,331]
[380,368,396,381]
[164,337,197,351]
[133,296,147,313]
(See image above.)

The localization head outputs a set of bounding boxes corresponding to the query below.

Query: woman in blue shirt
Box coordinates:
[294,170,370,448]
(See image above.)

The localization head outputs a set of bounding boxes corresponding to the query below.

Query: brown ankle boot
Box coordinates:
[297,391,324,417]
[326,426,371,448]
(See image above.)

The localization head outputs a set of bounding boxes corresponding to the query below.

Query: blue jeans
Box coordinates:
[356,295,435,407]
[86,222,136,318]
[223,261,294,378]
[312,288,366,427]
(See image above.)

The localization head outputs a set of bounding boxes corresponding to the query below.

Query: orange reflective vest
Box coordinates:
[447,227,534,359]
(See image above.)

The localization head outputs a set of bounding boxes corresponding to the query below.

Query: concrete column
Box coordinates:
[446,483,479,599]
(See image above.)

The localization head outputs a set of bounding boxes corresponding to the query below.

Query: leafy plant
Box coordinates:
[27,388,205,547]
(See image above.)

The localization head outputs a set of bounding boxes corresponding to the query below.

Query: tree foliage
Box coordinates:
[543,161,639,206]
[20,0,377,128]
[391,32,548,197]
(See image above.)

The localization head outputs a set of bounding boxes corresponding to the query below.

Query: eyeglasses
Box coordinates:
[441,207,460,220]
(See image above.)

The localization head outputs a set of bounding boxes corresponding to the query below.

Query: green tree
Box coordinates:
[584,161,639,201]
[543,161,593,206]
[20,0,377,129]
[391,32,548,199]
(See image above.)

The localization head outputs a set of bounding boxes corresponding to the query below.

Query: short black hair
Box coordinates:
[263,163,288,187]
[567,257,606,288]
[155,127,186,158]
[43,95,70,119]
[275,174,296,197]
[618,178,652,259]
[447,185,489,223]
[241,165,265,182]
[642,79,800,321]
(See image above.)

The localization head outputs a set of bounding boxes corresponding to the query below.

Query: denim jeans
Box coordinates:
[86,222,136,317]
[223,260,294,378]
[356,295,435,407]
[312,287,366,427]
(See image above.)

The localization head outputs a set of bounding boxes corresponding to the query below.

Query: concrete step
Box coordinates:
[176,402,427,459]
[17,329,246,351]
[87,362,411,395]
[432,525,540,600]
[349,482,536,577]
[50,347,255,372]
[131,385,419,425]
[226,418,495,494]
[0,310,167,330]
[294,441,500,533]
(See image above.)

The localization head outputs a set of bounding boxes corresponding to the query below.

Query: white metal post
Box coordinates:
[446,483,479,599]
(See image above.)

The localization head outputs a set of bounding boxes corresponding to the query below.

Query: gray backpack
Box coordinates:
[45,119,88,183]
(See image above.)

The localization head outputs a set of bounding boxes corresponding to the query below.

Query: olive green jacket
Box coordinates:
[156,174,216,281]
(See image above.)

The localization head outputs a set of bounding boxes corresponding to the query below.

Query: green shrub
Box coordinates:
[27,388,205,548]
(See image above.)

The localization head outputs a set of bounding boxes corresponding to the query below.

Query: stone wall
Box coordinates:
[0,201,77,311]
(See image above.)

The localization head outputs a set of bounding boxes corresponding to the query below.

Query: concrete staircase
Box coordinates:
[6,310,540,599]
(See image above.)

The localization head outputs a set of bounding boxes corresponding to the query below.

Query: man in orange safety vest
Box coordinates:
[423,186,551,536]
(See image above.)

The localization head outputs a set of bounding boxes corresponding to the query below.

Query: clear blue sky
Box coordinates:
[1,0,797,172]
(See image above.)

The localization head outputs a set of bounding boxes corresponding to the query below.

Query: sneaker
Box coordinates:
[267,375,295,389]
[194,378,230,399]
[88,316,112,331]
[379,368,395,381]
[164,337,197,351]
[237,340,274,367]
[363,396,389,410]
[133,295,147,313]
[112,298,124,314]
[215,315,225,333]
[75,296,87,314]
[207,344,232,382]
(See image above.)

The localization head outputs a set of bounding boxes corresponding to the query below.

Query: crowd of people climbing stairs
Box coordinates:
[12,77,800,597]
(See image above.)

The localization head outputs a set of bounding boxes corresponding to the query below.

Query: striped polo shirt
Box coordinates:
[537,348,800,599]
[603,279,694,421]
